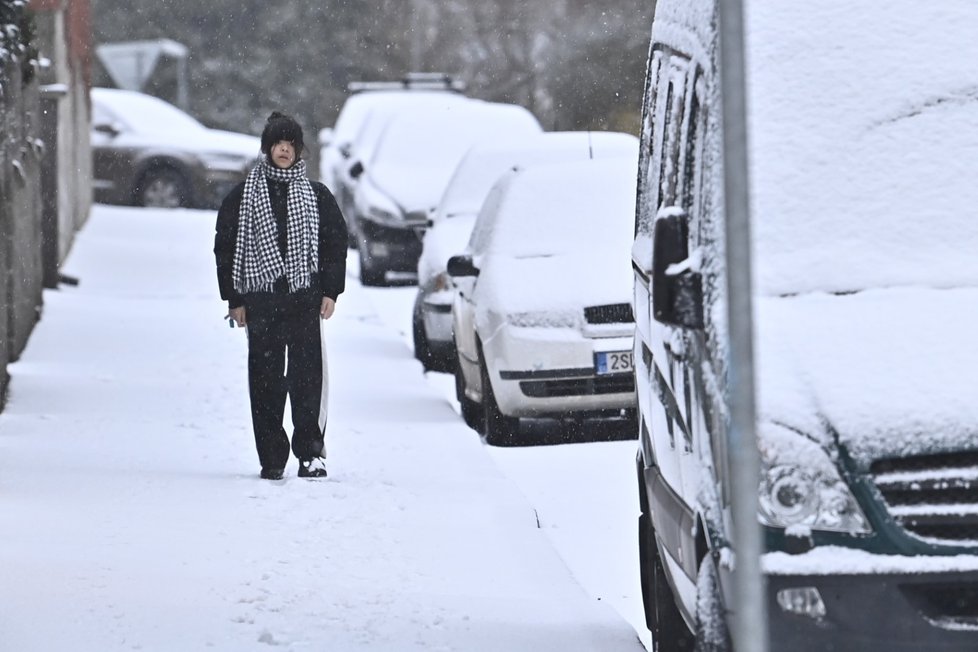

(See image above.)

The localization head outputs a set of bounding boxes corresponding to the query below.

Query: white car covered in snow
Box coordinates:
[448,158,638,445]
[413,131,639,372]
[320,89,469,244]
[351,100,542,286]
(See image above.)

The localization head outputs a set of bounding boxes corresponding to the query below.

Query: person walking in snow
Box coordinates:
[214,111,348,480]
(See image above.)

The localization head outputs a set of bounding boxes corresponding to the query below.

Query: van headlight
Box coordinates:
[758,425,871,534]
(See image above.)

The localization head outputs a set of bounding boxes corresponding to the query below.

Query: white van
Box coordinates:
[633,1,978,650]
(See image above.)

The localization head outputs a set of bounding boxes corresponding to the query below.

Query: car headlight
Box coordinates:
[506,310,580,328]
[368,205,401,223]
[758,424,871,534]
[431,271,452,292]
[198,151,253,172]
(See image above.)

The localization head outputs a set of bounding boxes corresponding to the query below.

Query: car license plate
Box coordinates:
[595,351,633,375]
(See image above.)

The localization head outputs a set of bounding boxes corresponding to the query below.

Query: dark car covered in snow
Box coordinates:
[91,88,260,209]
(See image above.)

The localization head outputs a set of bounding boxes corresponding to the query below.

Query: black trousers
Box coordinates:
[244,285,327,470]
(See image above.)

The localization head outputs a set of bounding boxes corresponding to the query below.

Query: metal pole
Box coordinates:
[717,1,768,651]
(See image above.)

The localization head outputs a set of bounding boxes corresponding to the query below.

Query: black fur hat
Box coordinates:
[260,111,304,156]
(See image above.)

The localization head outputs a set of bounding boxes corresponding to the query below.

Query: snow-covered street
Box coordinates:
[0,204,649,651]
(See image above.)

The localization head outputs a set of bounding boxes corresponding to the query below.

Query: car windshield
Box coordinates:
[439,133,638,220]
[336,91,460,146]
[373,104,538,172]
[373,115,484,171]
[94,90,206,135]
[476,160,636,260]
[439,148,531,219]
[748,4,978,298]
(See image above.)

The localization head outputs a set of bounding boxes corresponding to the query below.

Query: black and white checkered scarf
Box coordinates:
[233,158,319,294]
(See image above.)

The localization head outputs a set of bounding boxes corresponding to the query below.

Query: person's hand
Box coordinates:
[228,305,246,327]
[320,297,336,320]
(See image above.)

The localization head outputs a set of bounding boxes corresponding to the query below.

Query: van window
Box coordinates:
[681,75,706,219]
[658,61,689,211]
[636,50,665,236]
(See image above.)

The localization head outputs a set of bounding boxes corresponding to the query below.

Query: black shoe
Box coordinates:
[260,467,285,480]
[298,457,327,478]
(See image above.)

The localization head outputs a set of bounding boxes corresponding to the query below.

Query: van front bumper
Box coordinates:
[763,552,978,650]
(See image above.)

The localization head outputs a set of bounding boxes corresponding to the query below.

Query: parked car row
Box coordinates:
[321,78,643,444]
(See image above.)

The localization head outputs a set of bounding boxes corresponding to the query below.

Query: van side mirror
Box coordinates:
[349,161,364,179]
[652,210,704,329]
[447,254,479,278]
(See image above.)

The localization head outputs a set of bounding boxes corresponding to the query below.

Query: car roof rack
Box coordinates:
[347,72,466,94]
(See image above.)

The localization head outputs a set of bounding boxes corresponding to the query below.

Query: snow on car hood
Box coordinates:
[755,286,978,466]
[481,253,633,319]
[114,128,260,160]
[369,164,449,215]
[199,130,262,158]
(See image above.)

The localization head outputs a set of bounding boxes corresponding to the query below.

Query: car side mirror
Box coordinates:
[94,122,120,137]
[447,254,479,278]
[652,210,704,329]
[349,161,364,179]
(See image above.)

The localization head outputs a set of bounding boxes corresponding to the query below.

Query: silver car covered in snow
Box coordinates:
[413,131,639,372]
[449,158,638,445]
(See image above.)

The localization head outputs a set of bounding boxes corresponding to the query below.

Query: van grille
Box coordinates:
[871,452,978,544]
[584,303,633,325]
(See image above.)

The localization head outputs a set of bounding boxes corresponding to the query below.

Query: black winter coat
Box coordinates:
[214,178,348,309]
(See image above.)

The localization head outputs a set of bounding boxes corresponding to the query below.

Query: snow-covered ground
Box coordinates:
[0,204,651,651]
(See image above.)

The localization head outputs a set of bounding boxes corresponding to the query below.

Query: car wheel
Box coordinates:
[454,362,482,430]
[357,238,386,286]
[479,351,519,446]
[136,168,189,208]
[693,556,731,652]
[639,509,695,651]
[412,296,433,371]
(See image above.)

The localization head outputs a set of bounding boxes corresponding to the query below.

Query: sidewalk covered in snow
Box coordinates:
[0,205,646,651]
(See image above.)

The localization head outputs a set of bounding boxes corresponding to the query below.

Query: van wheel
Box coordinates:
[693,557,731,652]
[136,168,188,208]
[480,353,519,445]
[639,510,695,651]
[454,362,482,430]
